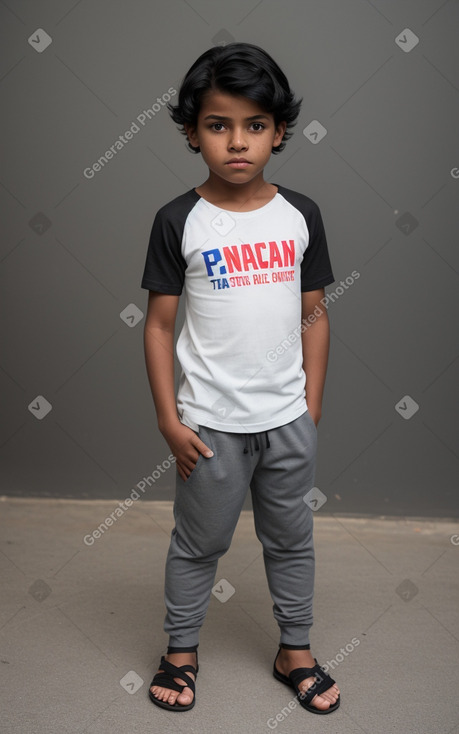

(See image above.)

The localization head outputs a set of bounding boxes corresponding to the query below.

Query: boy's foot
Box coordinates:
[274,648,340,712]
[150,652,197,708]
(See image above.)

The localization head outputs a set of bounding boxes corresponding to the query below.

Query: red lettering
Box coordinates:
[281,239,295,267]
[254,242,268,269]
[253,273,270,284]
[269,241,283,268]
[222,246,241,273]
[222,240,294,273]
[241,244,259,271]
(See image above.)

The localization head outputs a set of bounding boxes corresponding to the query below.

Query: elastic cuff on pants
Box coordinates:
[167,644,199,654]
[280,642,310,650]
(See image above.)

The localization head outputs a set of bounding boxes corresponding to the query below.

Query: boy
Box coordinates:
[141,42,340,715]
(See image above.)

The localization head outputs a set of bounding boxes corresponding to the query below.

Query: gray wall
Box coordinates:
[1,0,458,517]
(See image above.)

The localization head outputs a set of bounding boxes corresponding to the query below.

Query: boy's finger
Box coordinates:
[194,438,214,459]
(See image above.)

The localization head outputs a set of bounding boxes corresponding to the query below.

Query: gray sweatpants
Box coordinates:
[164,410,318,648]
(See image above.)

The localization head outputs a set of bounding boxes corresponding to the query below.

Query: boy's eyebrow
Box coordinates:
[203,114,270,121]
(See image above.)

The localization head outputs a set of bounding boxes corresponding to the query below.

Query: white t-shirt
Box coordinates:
[141,184,334,433]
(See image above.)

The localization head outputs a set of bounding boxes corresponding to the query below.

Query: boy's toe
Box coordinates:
[176,687,193,705]
[299,679,340,711]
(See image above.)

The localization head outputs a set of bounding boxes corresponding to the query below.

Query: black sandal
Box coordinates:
[273,647,340,715]
[149,652,198,712]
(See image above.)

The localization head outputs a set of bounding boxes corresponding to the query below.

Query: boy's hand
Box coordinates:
[307,405,321,427]
[161,421,214,482]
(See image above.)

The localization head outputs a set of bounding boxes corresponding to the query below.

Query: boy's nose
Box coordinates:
[229,130,248,150]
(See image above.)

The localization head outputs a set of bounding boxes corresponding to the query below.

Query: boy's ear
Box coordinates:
[273,121,287,147]
[184,123,199,148]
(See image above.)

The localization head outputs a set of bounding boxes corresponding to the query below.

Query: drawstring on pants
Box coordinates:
[243,431,270,455]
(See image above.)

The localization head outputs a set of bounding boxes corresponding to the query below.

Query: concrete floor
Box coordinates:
[1,497,458,734]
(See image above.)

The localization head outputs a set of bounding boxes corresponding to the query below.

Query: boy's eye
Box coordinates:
[209,122,266,132]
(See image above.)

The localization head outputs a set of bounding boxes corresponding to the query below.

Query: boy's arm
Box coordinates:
[143,291,213,481]
[301,289,330,426]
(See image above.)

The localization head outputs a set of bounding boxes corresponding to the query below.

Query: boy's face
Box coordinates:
[185,90,286,187]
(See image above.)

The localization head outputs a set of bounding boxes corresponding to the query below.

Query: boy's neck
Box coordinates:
[195,173,277,212]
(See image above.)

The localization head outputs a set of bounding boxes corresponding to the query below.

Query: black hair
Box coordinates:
[168,42,302,154]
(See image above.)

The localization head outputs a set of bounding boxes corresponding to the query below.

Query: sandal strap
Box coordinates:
[289,665,315,689]
[150,672,184,693]
[150,657,196,694]
[290,663,336,704]
[163,651,199,674]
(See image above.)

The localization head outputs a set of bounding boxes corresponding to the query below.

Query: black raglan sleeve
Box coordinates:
[300,200,335,292]
[276,185,334,292]
[141,190,198,294]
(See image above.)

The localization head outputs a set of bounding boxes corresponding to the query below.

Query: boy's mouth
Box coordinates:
[226,158,252,168]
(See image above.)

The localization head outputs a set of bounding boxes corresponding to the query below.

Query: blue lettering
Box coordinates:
[202,248,223,276]
[209,277,230,290]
